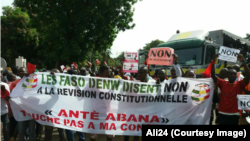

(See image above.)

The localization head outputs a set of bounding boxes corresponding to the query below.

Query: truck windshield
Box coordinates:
[174,47,202,65]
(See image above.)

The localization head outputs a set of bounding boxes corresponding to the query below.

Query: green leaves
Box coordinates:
[245,34,250,41]
[12,0,139,69]
[143,39,165,51]
[1,6,40,67]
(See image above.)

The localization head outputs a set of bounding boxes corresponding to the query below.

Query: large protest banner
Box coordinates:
[10,73,214,136]
[148,47,174,65]
[218,46,240,63]
[123,52,138,73]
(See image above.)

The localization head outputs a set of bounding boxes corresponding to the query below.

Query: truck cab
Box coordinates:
[138,30,250,77]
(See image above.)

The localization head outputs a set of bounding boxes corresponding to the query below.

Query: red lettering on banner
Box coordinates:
[90,111,99,120]
[80,111,89,119]
[28,113,31,117]
[47,116,54,123]
[139,115,149,122]
[109,123,116,130]
[54,118,60,124]
[70,120,77,127]
[120,124,142,131]
[58,109,68,117]
[20,110,26,116]
[117,114,126,121]
[121,124,127,131]
[150,116,159,123]
[88,122,95,129]
[127,114,137,122]
[100,122,109,130]
[129,124,136,131]
[69,110,79,118]
[64,119,70,125]
[78,121,84,128]
[106,113,115,121]
[32,114,39,120]
[40,115,46,121]
[137,124,142,131]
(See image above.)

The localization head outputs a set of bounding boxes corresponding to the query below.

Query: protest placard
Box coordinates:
[218,46,240,63]
[123,52,138,73]
[148,47,174,65]
[238,95,250,110]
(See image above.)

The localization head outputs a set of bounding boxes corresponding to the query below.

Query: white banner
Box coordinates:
[218,46,240,63]
[237,95,250,110]
[10,73,214,136]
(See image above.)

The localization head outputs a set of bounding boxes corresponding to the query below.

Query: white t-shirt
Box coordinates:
[1,81,10,115]
[161,79,168,84]
[147,79,156,83]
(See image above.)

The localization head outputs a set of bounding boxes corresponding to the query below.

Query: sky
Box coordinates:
[2,0,250,58]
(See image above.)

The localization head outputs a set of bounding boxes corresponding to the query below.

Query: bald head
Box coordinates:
[219,68,228,79]
[184,70,195,78]
[232,64,240,72]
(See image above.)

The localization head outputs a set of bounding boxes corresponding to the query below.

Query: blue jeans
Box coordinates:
[65,130,85,141]
[18,120,36,141]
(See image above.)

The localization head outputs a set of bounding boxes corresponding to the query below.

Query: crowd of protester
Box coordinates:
[1,53,250,141]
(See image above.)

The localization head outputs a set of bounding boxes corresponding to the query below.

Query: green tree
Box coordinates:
[14,0,139,69]
[143,39,164,51]
[1,6,40,67]
[101,49,112,65]
[245,33,250,41]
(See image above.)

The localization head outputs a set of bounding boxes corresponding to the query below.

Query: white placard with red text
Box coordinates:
[123,52,138,73]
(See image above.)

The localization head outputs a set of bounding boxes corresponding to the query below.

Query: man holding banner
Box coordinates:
[1,73,10,141]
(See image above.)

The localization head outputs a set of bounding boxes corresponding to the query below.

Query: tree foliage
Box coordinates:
[245,33,250,41]
[1,6,40,67]
[143,39,164,51]
[14,0,139,69]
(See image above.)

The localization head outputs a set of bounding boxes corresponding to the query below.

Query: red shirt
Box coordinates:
[217,78,246,114]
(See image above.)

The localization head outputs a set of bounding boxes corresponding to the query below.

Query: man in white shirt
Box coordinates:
[1,72,10,141]
[157,69,168,84]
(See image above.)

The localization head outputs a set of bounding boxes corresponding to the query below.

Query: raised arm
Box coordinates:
[211,54,219,83]
[237,54,250,85]
[144,55,150,75]
[119,57,128,80]
[172,54,182,77]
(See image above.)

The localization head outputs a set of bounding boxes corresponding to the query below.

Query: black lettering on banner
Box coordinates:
[164,82,188,93]
[37,87,43,94]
